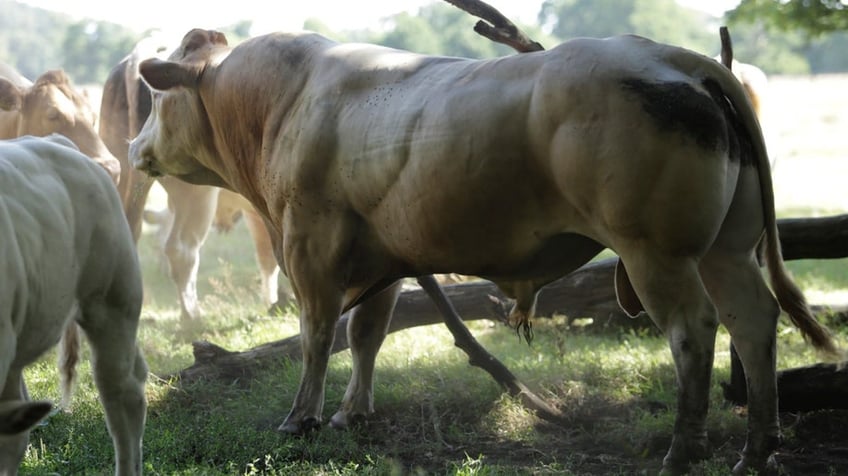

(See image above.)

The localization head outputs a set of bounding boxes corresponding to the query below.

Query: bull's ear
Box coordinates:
[0,77,22,112]
[138,58,199,92]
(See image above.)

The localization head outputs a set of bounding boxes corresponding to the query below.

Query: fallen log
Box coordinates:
[165,258,633,383]
[723,355,848,412]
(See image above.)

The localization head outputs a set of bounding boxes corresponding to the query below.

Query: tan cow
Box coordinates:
[0,67,120,183]
[1,135,147,475]
[100,35,287,320]
[129,29,838,475]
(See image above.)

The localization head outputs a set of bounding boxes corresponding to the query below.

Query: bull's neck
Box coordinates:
[199,75,275,215]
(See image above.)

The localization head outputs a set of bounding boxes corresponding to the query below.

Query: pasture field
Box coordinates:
[17,75,848,475]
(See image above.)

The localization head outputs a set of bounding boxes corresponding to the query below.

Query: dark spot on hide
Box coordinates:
[620,78,752,165]
[701,78,756,167]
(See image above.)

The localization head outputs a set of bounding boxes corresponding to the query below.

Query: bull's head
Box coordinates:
[129,29,230,188]
[0,70,122,184]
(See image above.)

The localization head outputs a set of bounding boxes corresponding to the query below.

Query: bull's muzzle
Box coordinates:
[128,140,162,177]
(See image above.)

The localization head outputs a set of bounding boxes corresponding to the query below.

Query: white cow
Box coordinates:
[0,135,147,475]
[129,29,838,475]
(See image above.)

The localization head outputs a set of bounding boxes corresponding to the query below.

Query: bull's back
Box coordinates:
[300,36,739,270]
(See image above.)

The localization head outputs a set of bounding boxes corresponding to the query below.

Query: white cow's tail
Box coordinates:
[707,59,839,356]
[58,320,81,410]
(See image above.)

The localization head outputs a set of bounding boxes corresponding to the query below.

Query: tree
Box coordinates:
[538,0,715,53]
[730,0,848,36]
[60,20,138,84]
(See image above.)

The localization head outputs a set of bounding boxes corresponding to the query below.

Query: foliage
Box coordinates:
[4,0,848,84]
[538,0,717,53]
[0,0,66,80]
[60,20,138,84]
[731,0,848,36]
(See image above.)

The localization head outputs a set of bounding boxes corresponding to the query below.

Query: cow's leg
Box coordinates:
[161,179,218,320]
[121,170,154,244]
[618,252,718,474]
[278,279,343,434]
[701,256,781,475]
[0,325,29,474]
[243,207,284,307]
[79,298,147,476]
[278,210,356,434]
[330,282,401,429]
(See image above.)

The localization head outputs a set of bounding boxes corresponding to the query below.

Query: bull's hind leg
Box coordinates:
[330,282,401,429]
[617,252,719,475]
[701,253,781,475]
[79,299,147,476]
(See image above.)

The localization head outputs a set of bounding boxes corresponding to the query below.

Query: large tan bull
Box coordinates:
[0,135,147,475]
[129,29,837,474]
[0,67,120,183]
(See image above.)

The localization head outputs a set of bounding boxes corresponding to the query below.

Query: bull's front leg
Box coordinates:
[277,220,346,434]
[330,281,401,429]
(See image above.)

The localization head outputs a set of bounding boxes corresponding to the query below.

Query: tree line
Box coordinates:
[1,0,847,86]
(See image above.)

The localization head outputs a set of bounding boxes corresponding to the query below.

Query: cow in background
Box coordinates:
[100,34,287,320]
[0,65,121,183]
[0,134,147,475]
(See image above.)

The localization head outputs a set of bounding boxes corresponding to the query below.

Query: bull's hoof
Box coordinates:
[277,416,322,435]
[661,438,710,475]
[732,454,778,475]
[329,411,367,430]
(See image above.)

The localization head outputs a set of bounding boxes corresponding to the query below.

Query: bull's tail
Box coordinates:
[705,56,840,356]
[58,320,81,410]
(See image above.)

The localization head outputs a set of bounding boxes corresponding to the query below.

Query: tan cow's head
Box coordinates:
[130,29,230,188]
[0,70,121,183]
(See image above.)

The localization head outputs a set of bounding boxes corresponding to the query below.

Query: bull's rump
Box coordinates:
[284,35,738,274]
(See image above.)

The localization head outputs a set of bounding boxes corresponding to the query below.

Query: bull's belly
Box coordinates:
[385,229,605,281]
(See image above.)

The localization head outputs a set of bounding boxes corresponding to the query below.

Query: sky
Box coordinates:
[17,0,742,37]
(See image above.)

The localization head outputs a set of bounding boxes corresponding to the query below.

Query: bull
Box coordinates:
[129,29,837,474]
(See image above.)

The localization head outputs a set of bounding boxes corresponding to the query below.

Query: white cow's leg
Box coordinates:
[0,327,29,474]
[330,282,401,429]
[79,299,147,476]
[618,252,718,475]
[122,170,155,244]
[161,180,218,320]
[243,208,283,307]
[701,253,781,475]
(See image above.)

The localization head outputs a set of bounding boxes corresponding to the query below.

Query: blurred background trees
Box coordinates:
[1,0,847,85]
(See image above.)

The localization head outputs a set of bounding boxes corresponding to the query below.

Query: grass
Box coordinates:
[15,74,848,474]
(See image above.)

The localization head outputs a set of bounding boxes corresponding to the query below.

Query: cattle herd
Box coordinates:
[0,25,837,476]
